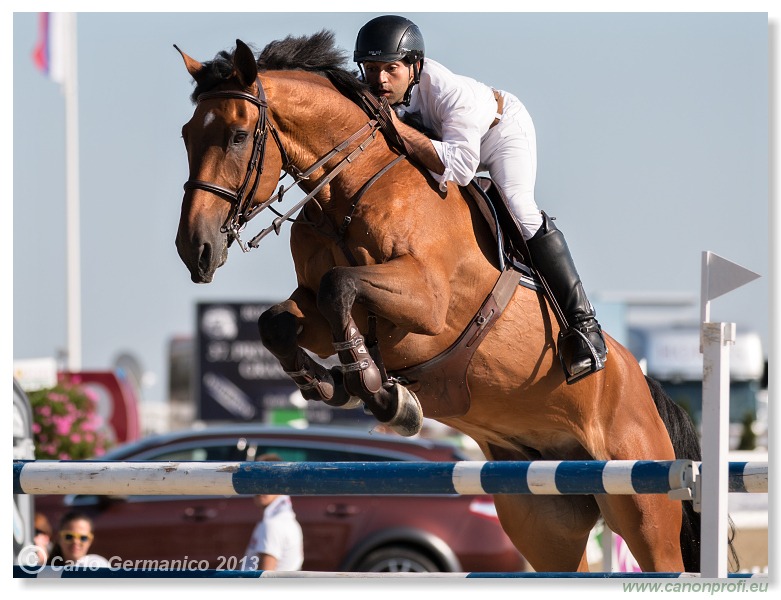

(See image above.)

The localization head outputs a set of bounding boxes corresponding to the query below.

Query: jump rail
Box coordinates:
[12,459,768,497]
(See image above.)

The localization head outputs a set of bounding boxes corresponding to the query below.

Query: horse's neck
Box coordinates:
[266,73,391,207]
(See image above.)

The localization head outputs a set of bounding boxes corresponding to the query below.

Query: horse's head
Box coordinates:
[175,40,283,283]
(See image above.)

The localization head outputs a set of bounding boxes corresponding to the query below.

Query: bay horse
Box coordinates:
[174,32,706,573]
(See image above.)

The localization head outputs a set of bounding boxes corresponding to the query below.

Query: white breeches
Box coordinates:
[479,92,542,240]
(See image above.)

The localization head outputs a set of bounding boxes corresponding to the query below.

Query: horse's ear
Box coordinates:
[174,44,206,83]
[234,39,258,87]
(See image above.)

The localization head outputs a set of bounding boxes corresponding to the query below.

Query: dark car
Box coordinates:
[34,425,525,573]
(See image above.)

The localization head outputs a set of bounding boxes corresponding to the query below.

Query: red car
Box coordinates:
[34,425,525,573]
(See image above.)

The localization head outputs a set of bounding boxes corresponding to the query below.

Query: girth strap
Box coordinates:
[391,266,522,418]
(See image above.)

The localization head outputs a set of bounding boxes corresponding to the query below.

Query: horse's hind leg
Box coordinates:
[494,494,599,572]
[482,444,600,571]
[590,368,687,572]
[259,290,360,409]
[596,493,685,572]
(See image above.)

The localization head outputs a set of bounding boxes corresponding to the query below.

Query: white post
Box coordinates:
[698,251,759,577]
[699,321,734,578]
[63,13,81,371]
[601,526,614,572]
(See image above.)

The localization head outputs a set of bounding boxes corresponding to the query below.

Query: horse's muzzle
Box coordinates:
[175,233,226,284]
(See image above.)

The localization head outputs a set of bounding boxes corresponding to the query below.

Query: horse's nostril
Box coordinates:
[198,243,212,274]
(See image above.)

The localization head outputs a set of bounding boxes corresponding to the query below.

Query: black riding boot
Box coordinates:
[526,211,607,382]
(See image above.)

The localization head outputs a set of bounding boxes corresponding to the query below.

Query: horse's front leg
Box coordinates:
[258,289,361,410]
[316,257,448,436]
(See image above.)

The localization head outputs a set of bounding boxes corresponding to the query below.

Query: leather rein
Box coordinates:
[184,76,399,252]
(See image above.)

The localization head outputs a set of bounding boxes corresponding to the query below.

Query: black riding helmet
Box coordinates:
[354,15,425,105]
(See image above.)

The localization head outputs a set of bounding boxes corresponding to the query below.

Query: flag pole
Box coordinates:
[63,13,81,371]
[698,251,760,577]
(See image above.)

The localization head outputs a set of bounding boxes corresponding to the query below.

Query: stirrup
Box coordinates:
[557,328,606,385]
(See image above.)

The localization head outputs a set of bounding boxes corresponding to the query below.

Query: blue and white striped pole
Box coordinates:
[13,459,706,496]
[14,459,767,497]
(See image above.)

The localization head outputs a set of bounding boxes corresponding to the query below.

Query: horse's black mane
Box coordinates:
[190,30,368,103]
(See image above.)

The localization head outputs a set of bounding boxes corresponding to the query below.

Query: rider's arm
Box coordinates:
[402,60,497,192]
[390,110,445,175]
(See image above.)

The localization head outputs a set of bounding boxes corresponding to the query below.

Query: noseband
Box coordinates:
[183,76,388,252]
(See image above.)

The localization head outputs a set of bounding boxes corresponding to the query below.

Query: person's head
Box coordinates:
[56,511,96,563]
[34,513,53,564]
[34,513,52,545]
[354,15,425,106]
[254,453,284,509]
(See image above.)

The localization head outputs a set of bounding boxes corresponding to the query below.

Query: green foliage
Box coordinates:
[28,382,113,460]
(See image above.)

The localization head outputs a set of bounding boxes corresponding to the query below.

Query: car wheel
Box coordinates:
[355,546,440,572]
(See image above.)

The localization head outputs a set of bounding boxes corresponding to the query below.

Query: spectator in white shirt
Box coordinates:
[242,454,304,571]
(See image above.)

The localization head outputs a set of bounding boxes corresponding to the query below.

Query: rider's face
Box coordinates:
[363,60,416,105]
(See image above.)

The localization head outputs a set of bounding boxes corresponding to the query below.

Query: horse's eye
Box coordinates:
[232,131,249,145]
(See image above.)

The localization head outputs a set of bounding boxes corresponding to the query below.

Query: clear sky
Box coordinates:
[9,7,772,411]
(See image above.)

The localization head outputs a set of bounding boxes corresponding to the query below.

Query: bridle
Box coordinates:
[183,76,391,252]
[183,80,271,251]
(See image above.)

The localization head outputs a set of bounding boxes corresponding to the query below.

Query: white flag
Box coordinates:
[702,251,760,302]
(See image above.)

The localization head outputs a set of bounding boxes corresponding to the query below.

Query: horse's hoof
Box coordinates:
[382,384,423,437]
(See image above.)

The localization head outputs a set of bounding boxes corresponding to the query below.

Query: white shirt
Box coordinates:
[395,58,500,191]
[242,496,303,571]
[77,554,110,568]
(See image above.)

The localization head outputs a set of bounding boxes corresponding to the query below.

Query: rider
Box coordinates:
[353,15,607,381]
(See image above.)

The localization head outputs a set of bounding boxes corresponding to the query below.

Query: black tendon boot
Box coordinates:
[526,211,607,383]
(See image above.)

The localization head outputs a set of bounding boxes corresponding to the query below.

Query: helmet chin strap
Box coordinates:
[357,60,421,108]
[400,61,421,107]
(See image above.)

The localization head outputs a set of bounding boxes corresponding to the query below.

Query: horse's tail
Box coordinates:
[645,375,739,574]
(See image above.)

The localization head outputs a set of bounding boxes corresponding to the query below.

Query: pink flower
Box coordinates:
[69,433,82,443]
[53,415,74,436]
